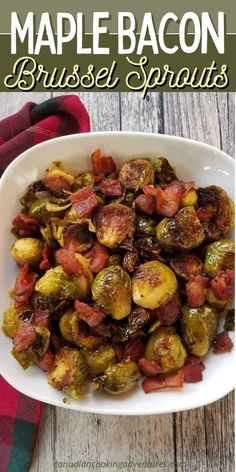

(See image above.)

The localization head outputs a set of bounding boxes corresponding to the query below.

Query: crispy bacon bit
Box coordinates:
[114,343,125,362]
[124,338,145,363]
[37,349,55,372]
[39,244,52,271]
[142,369,185,393]
[84,241,109,273]
[144,180,194,217]
[183,356,205,383]
[196,207,217,222]
[69,187,98,218]
[14,264,38,308]
[12,213,40,237]
[152,294,181,326]
[134,194,155,215]
[13,320,36,352]
[186,275,209,308]
[12,213,40,227]
[98,179,122,197]
[91,148,116,175]
[43,175,71,196]
[138,358,162,377]
[74,300,105,327]
[33,309,50,328]
[56,245,84,276]
[210,270,234,300]
[213,331,234,353]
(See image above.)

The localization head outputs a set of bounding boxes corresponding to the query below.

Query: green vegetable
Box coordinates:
[102,360,141,394]
[12,348,37,370]
[132,261,177,310]
[154,157,177,184]
[119,159,154,190]
[135,215,156,236]
[204,239,235,278]
[2,303,26,338]
[92,266,132,320]
[59,311,103,349]
[107,254,122,267]
[33,327,50,357]
[35,266,91,300]
[197,185,234,234]
[94,203,135,249]
[145,327,187,373]
[82,345,116,376]
[11,238,43,266]
[181,304,219,357]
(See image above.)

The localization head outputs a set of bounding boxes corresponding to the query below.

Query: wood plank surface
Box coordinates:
[0,91,234,472]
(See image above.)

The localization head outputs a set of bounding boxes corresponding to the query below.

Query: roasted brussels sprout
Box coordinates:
[181,304,219,356]
[135,215,156,236]
[202,221,221,242]
[12,348,37,370]
[35,266,91,300]
[206,288,230,309]
[94,203,135,249]
[82,345,116,376]
[170,254,203,281]
[145,327,187,374]
[75,172,94,188]
[156,206,205,251]
[45,162,74,185]
[119,159,154,190]
[2,303,25,337]
[204,239,235,278]
[92,266,132,320]
[101,360,141,394]
[11,238,43,266]
[33,327,50,357]
[28,197,51,224]
[107,254,122,267]
[47,347,88,399]
[59,309,75,343]
[197,185,234,234]
[59,310,103,349]
[63,222,94,253]
[154,157,177,184]
[181,189,198,207]
[132,261,177,310]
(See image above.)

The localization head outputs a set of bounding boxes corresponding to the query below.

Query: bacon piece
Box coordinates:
[43,175,71,196]
[75,300,105,327]
[12,213,40,227]
[69,187,98,218]
[56,245,84,276]
[12,213,40,237]
[37,349,55,372]
[144,180,194,217]
[84,241,109,273]
[98,179,122,197]
[152,294,181,326]
[91,148,116,175]
[183,356,205,383]
[33,309,50,328]
[210,270,234,300]
[138,358,162,377]
[124,338,145,363]
[114,343,125,362]
[134,194,155,215]
[196,207,217,222]
[14,264,38,308]
[13,320,36,352]
[213,331,234,353]
[186,275,209,308]
[142,369,184,393]
[39,244,52,271]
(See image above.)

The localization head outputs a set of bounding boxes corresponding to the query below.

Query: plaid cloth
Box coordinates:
[0,95,90,472]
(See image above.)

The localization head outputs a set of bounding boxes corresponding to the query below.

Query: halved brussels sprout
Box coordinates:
[29,197,52,224]
[132,261,177,310]
[119,159,154,190]
[47,347,88,399]
[11,238,43,266]
[170,254,203,281]
[181,189,198,207]
[101,360,141,394]
[154,157,177,184]
[63,222,93,253]
[145,327,187,374]
[59,309,75,343]
[59,310,103,349]
[156,206,205,251]
[35,266,91,300]
[181,304,219,356]
[94,203,135,249]
[135,215,156,236]
[206,288,230,309]
[75,172,95,188]
[204,239,235,278]
[12,348,37,370]
[82,345,116,376]
[197,185,234,234]
[2,303,26,337]
[33,327,50,357]
[92,266,132,320]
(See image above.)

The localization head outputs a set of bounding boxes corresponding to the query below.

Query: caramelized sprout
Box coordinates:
[94,203,135,249]
[119,159,154,190]
[145,327,187,374]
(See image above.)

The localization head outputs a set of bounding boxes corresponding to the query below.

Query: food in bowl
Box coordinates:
[2,149,235,400]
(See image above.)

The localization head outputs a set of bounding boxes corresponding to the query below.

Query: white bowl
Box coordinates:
[0,132,234,415]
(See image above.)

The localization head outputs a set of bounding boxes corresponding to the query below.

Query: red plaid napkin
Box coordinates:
[0,95,90,472]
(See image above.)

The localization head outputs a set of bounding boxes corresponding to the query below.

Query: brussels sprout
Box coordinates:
[170,254,203,281]
[59,309,75,343]
[92,266,132,320]
[197,185,234,234]
[132,261,177,310]
[181,189,198,207]
[12,348,37,370]
[101,360,141,394]
[156,206,205,251]
[59,310,103,349]
[135,215,156,236]
[119,159,154,190]
[40,224,55,247]
[75,172,95,188]
[204,239,235,278]
[94,203,135,249]
[2,303,26,338]
[107,254,122,267]
[224,309,235,332]
[35,266,91,300]
[33,327,50,357]
[202,221,221,242]
[181,304,219,357]
[82,345,116,376]
[47,347,88,399]
[206,288,230,309]
[145,327,187,374]
[45,164,75,185]
[154,157,177,184]
[63,222,94,253]
[45,201,71,213]
[29,197,52,224]
[148,320,162,334]
[11,238,43,266]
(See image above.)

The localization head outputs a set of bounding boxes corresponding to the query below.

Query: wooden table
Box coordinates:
[0,91,234,472]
